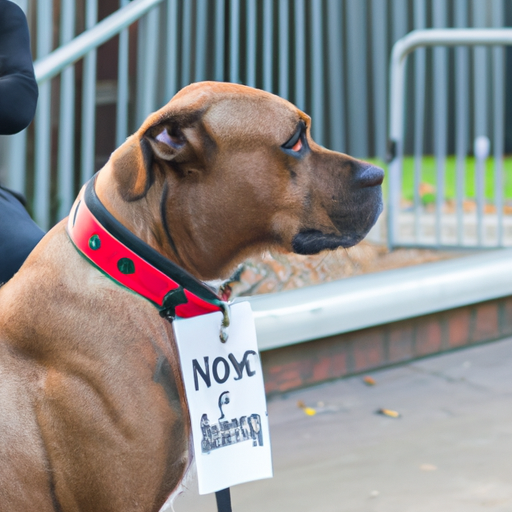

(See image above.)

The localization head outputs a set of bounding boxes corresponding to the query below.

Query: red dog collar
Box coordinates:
[67,177,224,319]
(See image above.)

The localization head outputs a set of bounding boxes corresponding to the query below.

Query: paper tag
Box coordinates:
[173,301,273,495]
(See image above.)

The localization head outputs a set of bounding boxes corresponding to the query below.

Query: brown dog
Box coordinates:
[0,82,383,511]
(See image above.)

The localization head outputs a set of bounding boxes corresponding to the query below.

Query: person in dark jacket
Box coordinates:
[0,0,44,284]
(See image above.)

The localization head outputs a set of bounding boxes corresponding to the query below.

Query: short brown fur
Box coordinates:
[0,82,382,511]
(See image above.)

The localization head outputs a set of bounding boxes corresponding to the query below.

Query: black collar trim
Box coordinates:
[84,177,220,304]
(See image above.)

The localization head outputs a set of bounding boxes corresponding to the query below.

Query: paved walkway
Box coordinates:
[171,336,512,512]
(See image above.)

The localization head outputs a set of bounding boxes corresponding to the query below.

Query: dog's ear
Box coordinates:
[111,114,197,201]
[144,123,187,161]
[110,121,187,201]
[110,136,155,202]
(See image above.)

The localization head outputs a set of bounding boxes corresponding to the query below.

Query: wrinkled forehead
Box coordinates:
[167,83,308,141]
[203,94,302,142]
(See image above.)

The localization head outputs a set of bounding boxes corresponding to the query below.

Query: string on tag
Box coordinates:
[218,301,231,343]
[215,488,232,512]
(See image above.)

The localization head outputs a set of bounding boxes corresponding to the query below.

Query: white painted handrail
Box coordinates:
[34,0,163,84]
[246,249,512,351]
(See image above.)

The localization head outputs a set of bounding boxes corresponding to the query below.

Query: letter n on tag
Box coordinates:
[173,301,273,495]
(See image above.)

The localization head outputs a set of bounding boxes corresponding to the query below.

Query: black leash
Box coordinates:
[215,488,232,512]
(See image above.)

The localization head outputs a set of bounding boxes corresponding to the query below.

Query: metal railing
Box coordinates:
[6,0,164,230]
[3,0,510,237]
[249,248,512,350]
[388,28,512,249]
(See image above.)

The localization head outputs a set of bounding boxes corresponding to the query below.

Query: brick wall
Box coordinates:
[261,296,512,395]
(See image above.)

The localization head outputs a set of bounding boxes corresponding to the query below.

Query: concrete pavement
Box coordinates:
[171,336,512,512]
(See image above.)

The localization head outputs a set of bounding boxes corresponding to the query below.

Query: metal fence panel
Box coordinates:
[2,0,512,239]
[388,28,512,250]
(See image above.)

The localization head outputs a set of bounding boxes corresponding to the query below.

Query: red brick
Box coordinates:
[447,308,471,348]
[311,352,348,382]
[501,298,512,336]
[352,330,385,372]
[262,360,302,393]
[415,319,442,356]
[264,378,280,395]
[472,302,499,343]
[274,364,304,392]
[310,356,331,382]
[387,323,414,363]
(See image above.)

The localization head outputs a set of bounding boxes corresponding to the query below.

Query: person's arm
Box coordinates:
[0,0,38,135]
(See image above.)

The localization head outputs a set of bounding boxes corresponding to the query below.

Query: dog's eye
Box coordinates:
[290,139,302,152]
[282,122,305,152]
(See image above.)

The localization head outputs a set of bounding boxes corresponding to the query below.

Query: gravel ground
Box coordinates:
[228,242,466,298]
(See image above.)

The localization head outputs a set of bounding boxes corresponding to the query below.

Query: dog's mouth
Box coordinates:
[292,198,383,255]
[291,230,364,255]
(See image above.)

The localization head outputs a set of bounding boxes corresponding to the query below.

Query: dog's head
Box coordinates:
[97,82,383,280]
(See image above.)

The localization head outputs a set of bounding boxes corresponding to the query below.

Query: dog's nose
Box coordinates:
[355,165,384,188]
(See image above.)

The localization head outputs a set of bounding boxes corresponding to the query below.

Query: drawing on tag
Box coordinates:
[218,391,230,420]
[200,391,263,454]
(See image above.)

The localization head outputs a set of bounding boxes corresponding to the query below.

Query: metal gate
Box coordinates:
[388,28,512,249]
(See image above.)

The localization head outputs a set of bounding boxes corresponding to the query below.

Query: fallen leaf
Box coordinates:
[297,400,317,416]
[363,376,376,386]
[377,408,400,418]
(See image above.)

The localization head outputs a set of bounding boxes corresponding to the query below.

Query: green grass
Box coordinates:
[366,156,512,203]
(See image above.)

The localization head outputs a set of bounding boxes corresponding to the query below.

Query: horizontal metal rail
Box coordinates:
[246,249,512,351]
[33,0,163,84]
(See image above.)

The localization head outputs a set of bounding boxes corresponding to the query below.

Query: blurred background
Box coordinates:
[2,0,512,242]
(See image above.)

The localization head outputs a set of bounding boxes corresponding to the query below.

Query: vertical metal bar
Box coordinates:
[371,0,387,160]
[432,0,447,246]
[263,0,273,92]
[116,0,130,146]
[229,0,240,83]
[454,0,469,245]
[141,7,160,116]
[412,0,426,243]
[214,0,225,82]
[136,13,146,126]
[195,0,208,82]
[278,0,289,100]
[472,0,487,246]
[310,0,324,145]
[392,0,408,43]
[391,0,408,241]
[165,0,179,100]
[34,0,53,228]
[345,0,368,156]
[492,1,504,246]
[326,0,345,153]
[475,137,488,246]
[246,0,257,88]
[181,0,192,87]
[57,0,76,220]
[6,132,27,194]
[294,0,306,110]
[81,0,98,185]
[387,51,406,249]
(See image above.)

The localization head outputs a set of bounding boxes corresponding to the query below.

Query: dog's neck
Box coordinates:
[67,176,226,320]
[94,166,268,282]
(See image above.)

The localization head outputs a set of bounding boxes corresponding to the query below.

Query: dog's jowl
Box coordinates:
[0,82,383,511]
